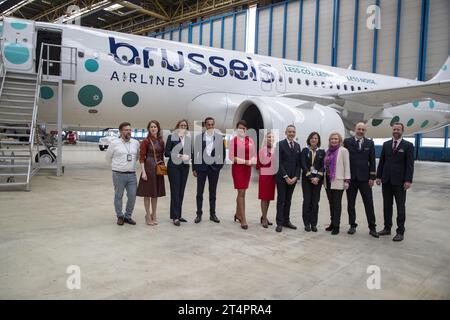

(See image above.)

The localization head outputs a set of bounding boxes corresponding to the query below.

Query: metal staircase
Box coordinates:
[0,56,42,190]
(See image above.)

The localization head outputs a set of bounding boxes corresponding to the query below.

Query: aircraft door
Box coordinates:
[276,68,287,93]
[36,29,62,76]
[259,63,273,92]
[1,18,35,72]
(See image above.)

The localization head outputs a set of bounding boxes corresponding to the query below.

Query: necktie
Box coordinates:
[289,141,293,150]
[357,139,362,151]
[393,140,398,152]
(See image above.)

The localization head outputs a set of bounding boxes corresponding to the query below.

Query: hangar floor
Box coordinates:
[0,143,449,299]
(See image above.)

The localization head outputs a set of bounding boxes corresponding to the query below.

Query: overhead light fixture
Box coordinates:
[60,0,111,23]
[3,0,36,16]
[97,17,106,22]
[104,3,124,11]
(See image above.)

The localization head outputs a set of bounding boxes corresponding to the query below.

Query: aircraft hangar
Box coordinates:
[0,0,449,301]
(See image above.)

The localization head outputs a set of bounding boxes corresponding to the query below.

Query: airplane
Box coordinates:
[0,15,449,152]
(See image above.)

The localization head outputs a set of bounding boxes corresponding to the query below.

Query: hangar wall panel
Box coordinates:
[317,0,333,66]
[426,0,450,80]
[285,0,300,61]
[300,0,316,63]
[376,0,397,76]
[337,0,355,68]
[398,0,421,79]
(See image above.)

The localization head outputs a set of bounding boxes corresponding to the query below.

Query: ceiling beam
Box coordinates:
[119,1,169,21]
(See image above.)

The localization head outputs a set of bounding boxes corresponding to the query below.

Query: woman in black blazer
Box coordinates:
[300,132,325,232]
[165,119,191,226]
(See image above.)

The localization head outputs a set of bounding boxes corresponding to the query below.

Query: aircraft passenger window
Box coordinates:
[78,51,85,58]
[330,83,333,89]
[313,80,317,86]
[351,85,354,91]
[239,71,244,78]
[208,66,213,74]
[230,69,235,76]
[135,57,141,65]
[297,78,301,85]
[249,72,254,78]
[321,81,325,88]
[219,68,225,76]
[288,77,293,84]
[358,86,361,91]
[148,59,154,66]
[306,79,309,86]
[364,87,368,90]
[279,76,283,82]
[344,84,347,91]
[337,84,340,90]
[122,55,128,62]
[161,60,167,68]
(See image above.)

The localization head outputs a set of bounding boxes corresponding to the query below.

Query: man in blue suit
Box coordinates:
[192,117,226,223]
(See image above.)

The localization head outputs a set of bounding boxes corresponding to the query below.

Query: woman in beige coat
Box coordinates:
[324,132,351,235]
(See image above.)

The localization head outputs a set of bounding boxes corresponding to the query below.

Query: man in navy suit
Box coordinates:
[376,122,414,242]
[344,122,379,238]
[192,117,226,223]
[275,125,302,233]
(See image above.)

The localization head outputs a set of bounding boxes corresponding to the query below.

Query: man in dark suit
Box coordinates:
[192,117,226,223]
[275,125,301,232]
[344,122,379,238]
[376,122,414,242]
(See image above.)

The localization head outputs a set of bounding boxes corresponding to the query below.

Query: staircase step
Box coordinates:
[0,105,34,110]
[0,164,29,168]
[0,125,30,130]
[0,173,28,176]
[3,80,36,87]
[1,92,36,98]
[0,182,28,187]
[0,112,33,117]
[3,86,36,92]
[0,99,35,104]
[0,155,30,159]
[0,119,32,124]
[0,133,30,137]
[0,148,31,153]
[0,140,31,145]
[6,73,37,80]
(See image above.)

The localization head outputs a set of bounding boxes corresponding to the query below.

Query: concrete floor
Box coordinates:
[0,142,449,299]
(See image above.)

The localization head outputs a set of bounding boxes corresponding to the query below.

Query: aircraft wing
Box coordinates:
[335,79,450,106]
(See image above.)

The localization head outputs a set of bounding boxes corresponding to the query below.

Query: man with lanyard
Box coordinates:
[106,122,140,225]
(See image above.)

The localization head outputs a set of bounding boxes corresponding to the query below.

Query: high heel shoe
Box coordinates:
[241,224,248,230]
[234,214,241,223]
[260,217,268,228]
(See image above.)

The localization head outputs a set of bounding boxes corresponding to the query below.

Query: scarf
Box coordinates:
[325,145,340,181]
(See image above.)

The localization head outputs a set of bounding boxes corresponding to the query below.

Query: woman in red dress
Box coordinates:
[256,132,276,228]
[229,120,256,230]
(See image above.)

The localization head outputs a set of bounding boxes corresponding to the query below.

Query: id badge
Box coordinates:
[127,154,132,162]
[311,166,318,175]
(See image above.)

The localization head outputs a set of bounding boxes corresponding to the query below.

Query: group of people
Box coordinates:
[105,118,414,242]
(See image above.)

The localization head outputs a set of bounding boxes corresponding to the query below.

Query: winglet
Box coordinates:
[429,55,450,82]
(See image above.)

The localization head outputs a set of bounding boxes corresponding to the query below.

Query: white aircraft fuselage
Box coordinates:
[1,17,449,145]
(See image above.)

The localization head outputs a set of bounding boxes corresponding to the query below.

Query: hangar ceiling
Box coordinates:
[0,0,277,35]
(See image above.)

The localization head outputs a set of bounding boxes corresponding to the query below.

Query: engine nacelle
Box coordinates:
[232,96,345,147]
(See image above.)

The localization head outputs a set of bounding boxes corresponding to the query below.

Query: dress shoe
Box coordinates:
[179,217,187,223]
[124,217,136,225]
[117,216,124,226]
[276,225,282,232]
[311,226,318,232]
[369,230,379,238]
[210,215,220,223]
[393,234,404,242]
[283,222,297,230]
[173,219,180,226]
[194,215,202,223]
[378,229,391,236]
[331,228,340,235]
[325,224,333,231]
[234,214,241,223]
[347,227,356,235]
[304,225,311,232]
[241,224,248,230]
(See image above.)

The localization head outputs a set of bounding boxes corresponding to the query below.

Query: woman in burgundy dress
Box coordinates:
[136,120,166,225]
[228,120,256,230]
[256,132,276,228]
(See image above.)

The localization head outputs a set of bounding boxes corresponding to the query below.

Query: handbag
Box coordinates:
[149,138,167,176]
